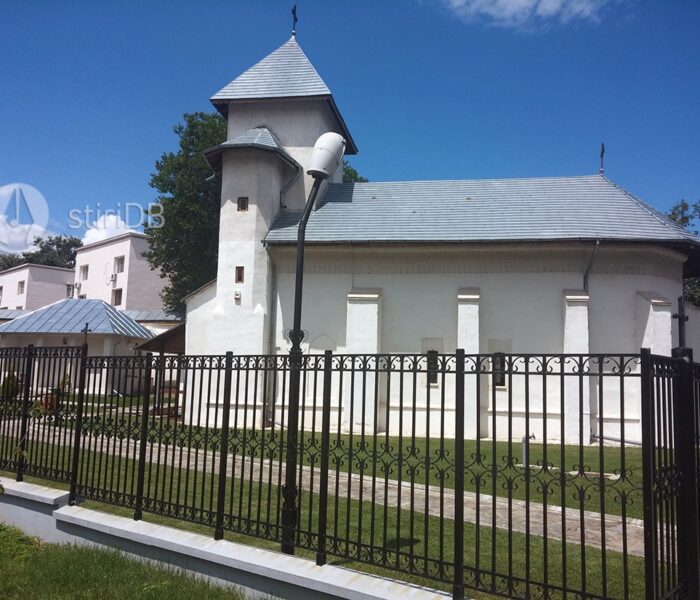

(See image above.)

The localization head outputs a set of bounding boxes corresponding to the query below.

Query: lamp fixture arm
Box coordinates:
[289,177,323,351]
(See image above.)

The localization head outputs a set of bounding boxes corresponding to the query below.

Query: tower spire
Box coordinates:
[291,3,297,37]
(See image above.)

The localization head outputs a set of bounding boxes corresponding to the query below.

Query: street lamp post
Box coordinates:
[281,132,346,555]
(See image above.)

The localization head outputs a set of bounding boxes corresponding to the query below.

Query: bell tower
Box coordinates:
[185,35,356,355]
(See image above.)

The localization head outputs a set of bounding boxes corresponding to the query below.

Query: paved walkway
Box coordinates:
[21,422,644,557]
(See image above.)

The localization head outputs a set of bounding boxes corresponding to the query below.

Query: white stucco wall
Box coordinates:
[686,304,700,355]
[185,243,683,441]
[0,265,73,310]
[226,99,344,208]
[185,151,291,356]
[74,233,164,309]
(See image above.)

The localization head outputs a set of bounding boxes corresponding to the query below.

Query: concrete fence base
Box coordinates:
[0,477,450,600]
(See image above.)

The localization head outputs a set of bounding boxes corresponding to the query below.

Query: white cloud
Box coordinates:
[82,215,135,245]
[0,216,48,254]
[442,0,612,28]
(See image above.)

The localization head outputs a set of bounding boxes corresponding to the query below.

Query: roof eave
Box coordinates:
[202,142,302,174]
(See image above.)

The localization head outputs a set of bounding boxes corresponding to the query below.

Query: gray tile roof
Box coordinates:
[210,37,357,155]
[203,127,300,172]
[265,175,698,245]
[212,36,330,102]
[0,299,154,339]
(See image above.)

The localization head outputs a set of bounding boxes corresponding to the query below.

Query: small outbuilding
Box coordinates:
[0,298,154,356]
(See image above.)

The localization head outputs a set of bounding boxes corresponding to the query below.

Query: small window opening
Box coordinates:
[493,353,506,387]
[17,281,25,295]
[237,197,249,212]
[114,256,125,273]
[111,288,123,306]
[235,266,245,283]
[80,265,89,281]
[427,350,439,385]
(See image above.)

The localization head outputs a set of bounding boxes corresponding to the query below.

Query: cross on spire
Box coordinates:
[291,3,297,37]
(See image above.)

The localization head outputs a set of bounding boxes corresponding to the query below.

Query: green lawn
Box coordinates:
[0,400,645,522]
[1,430,645,600]
[0,522,246,600]
[0,402,646,600]
[57,412,647,519]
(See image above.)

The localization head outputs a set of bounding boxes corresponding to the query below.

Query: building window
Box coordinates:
[237,197,249,212]
[66,284,74,298]
[492,353,506,387]
[79,265,89,281]
[17,281,25,295]
[0,286,3,303]
[427,350,439,385]
[235,266,245,283]
[111,288,123,306]
[114,256,125,273]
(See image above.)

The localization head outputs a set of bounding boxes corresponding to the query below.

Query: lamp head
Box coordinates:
[307,132,346,180]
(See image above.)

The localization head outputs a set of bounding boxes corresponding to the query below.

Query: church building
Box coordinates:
[184,34,700,441]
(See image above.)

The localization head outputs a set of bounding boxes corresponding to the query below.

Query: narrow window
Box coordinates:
[0,286,3,302]
[235,266,245,283]
[80,265,89,281]
[66,284,74,298]
[111,288,123,306]
[114,256,125,273]
[17,281,24,295]
[237,197,249,212]
[427,350,439,385]
[492,353,506,387]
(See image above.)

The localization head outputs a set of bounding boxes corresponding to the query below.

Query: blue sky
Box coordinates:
[1,0,698,241]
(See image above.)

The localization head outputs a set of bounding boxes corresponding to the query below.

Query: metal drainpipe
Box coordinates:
[583,240,601,293]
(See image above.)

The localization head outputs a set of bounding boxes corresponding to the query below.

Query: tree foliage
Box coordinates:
[144,112,227,315]
[666,198,700,306]
[343,160,368,183]
[0,235,82,271]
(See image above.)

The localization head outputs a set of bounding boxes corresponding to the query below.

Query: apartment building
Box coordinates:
[73,232,164,309]
[0,264,73,310]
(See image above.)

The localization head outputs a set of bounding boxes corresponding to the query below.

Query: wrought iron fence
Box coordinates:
[0,344,698,600]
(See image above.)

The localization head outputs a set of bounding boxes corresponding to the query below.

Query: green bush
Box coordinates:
[0,373,22,401]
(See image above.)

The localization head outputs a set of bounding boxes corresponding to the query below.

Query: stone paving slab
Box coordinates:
[19,422,644,557]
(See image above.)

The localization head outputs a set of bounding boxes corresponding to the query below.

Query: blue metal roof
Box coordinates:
[0,299,154,339]
[0,309,29,321]
[264,175,698,245]
[121,309,181,322]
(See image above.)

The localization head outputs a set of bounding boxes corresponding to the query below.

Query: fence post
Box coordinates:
[134,352,152,521]
[214,351,233,540]
[453,348,465,600]
[672,347,699,599]
[316,350,333,566]
[640,348,657,600]
[16,344,34,482]
[68,343,88,504]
